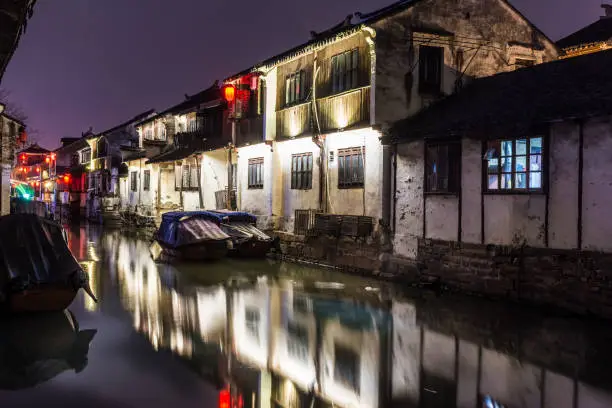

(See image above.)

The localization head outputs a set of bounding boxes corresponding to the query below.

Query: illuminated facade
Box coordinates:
[557,5,612,59]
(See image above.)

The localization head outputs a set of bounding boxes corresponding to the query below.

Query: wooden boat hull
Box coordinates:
[151,240,229,263]
[230,239,273,258]
[7,286,78,313]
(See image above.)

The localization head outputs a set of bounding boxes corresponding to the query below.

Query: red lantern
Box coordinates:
[223,85,236,103]
[21,154,25,162]
[36,167,40,173]
[51,153,56,160]
[45,157,50,163]
[63,175,70,184]
[218,390,230,408]
[35,181,40,187]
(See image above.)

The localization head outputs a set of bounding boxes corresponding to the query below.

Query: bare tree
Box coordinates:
[0,88,28,124]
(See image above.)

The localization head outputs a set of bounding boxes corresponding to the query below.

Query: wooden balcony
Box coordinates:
[276,102,312,139]
[316,86,370,133]
[235,115,264,146]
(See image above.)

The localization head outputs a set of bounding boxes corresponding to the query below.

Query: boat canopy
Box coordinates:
[207,210,257,224]
[0,214,86,300]
[158,212,230,249]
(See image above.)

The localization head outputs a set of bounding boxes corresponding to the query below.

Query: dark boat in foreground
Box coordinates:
[151,211,231,263]
[0,310,96,389]
[208,210,273,258]
[0,214,96,313]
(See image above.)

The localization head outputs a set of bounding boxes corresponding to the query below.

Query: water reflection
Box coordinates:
[75,228,612,408]
[0,310,96,390]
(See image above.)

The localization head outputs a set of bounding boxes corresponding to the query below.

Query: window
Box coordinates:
[144,128,153,140]
[334,344,360,393]
[96,139,108,158]
[425,143,461,193]
[245,307,260,343]
[419,46,443,94]
[175,163,199,190]
[157,125,166,140]
[485,137,543,191]
[130,171,137,192]
[331,49,359,94]
[338,147,364,188]
[143,170,150,191]
[80,148,91,164]
[515,58,535,70]
[285,70,306,106]
[291,153,313,190]
[248,157,264,189]
[187,118,197,132]
[287,321,309,362]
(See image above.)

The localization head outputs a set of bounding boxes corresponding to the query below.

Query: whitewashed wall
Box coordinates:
[394,115,612,259]
[201,149,228,210]
[325,127,383,219]
[237,143,275,229]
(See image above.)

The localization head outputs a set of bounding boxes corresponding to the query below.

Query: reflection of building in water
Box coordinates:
[102,232,612,408]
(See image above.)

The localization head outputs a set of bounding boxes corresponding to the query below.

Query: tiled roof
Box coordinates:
[18,143,49,155]
[557,17,612,50]
[391,49,612,142]
[0,1,36,84]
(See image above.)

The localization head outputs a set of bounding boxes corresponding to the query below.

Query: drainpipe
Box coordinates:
[311,56,326,212]
[196,154,204,209]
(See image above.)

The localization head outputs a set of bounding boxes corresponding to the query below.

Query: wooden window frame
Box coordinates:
[331,48,360,95]
[248,157,264,189]
[130,171,137,192]
[419,45,443,94]
[425,142,461,194]
[143,170,150,191]
[338,147,365,189]
[291,152,313,190]
[174,162,199,191]
[285,70,307,107]
[484,136,545,193]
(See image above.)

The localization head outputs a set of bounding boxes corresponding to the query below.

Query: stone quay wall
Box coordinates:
[386,238,612,319]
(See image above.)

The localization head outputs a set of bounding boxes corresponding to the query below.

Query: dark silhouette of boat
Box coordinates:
[208,210,273,258]
[0,310,96,389]
[151,211,230,262]
[0,214,97,313]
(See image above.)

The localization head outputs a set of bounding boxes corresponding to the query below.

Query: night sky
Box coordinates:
[1,0,604,148]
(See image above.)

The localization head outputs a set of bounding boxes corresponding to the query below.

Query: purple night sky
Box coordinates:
[1,0,604,148]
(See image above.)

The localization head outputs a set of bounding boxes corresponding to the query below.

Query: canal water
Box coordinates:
[2,224,612,408]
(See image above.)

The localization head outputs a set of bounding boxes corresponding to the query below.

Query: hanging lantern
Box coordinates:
[36,167,40,173]
[45,157,50,163]
[63,174,70,184]
[222,85,236,103]
[35,181,40,187]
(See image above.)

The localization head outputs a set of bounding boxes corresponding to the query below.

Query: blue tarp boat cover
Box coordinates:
[207,210,257,224]
[158,212,230,249]
[0,214,89,302]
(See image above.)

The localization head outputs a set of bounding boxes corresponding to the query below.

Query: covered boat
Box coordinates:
[152,211,230,262]
[0,310,96,389]
[0,214,96,313]
[208,210,274,258]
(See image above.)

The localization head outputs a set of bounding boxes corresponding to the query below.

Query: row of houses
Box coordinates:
[16,1,612,315]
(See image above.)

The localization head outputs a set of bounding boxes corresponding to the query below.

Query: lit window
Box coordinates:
[285,70,307,106]
[486,137,543,192]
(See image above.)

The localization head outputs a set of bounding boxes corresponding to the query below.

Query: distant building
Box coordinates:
[2,113,26,213]
[557,4,612,58]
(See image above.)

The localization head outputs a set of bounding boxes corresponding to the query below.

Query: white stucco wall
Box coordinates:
[484,195,546,247]
[461,138,482,244]
[120,160,159,215]
[159,168,180,207]
[582,117,612,252]
[276,137,320,233]
[237,143,274,227]
[325,127,383,219]
[393,141,424,259]
[320,319,380,408]
[426,195,458,241]
[182,191,200,211]
[201,149,228,210]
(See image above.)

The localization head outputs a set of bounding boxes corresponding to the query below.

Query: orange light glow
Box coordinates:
[63,175,70,183]
[219,390,230,408]
[223,85,236,103]
[36,167,40,173]
[45,157,50,163]
[35,181,40,187]
[51,153,56,160]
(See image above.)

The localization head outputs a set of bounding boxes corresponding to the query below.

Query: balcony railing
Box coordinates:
[316,86,370,133]
[174,129,208,150]
[277,102,312,139]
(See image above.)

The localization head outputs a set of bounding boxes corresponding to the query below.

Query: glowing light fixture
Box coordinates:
[218,389,230,408]
[223,85,236,103]
[45,157,50,163]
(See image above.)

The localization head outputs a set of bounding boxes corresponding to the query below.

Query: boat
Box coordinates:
[208,210,274,258]
[0,310,96,389]
[0,214,97,313]
[151,211,231,263]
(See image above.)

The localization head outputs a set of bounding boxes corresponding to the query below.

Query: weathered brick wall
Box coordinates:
[411,238,612,319]
[276,232,383,275]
